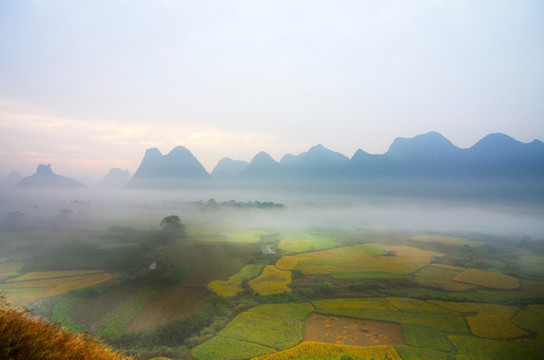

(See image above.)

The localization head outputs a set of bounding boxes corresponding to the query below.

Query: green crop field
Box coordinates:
[208,264,263,296]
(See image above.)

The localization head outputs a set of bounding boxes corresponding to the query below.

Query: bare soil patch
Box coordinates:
[304,313,404,346]
[127,287,207,332]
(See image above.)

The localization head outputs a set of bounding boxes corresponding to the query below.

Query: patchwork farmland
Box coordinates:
[1,213,543,360]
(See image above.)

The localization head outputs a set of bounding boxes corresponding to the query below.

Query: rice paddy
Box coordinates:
[208,264,263,296]
[452,268,520,289]
[248,265,291,295]
[251,342,402,360]
[192,303,313,359]
[278,236,340,254]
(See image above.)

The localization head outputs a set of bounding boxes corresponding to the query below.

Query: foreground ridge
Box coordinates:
[0,296,132,360]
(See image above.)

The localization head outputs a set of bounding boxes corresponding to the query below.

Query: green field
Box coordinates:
[2,210,543,360]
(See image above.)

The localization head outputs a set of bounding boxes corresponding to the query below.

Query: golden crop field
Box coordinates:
[312,298,397,312]
[395,345,447,360]
[6,270,106,282]
[452,268,519,289]
[409,234,473,246]
[430,263,466,271]
[386,297,459,314]
[251,342,402,360]
[248,265,291,295]
[278,236,340,254]
[449,335,542,360]
[277,244,442,275]
[427,301,527,339]
[0,271,119,305]
[211,303,313,351]
[512,304,544,335]
[275,244,384,270]
[208,264,263,297]
[313,298,466,333]
[414,266,477,291]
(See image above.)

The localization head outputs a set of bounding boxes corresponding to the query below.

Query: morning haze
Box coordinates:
[1,2,543,360]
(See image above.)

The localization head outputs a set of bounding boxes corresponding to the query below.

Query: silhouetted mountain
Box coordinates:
[1,171,22,188]
[126,146,210,188]
[97,168,131,188]
[281,144,350,177]
[347,149,398,176]
[211,158,248,179]
[15,164,86,188]
[239,152,280,178]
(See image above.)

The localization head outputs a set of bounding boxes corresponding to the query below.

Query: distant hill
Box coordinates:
[129,132,544,198]
[126,146,210,188]
[211,158,248,179]
[15,164,86,189]
[0,171,22,188]
[97,168,131,188]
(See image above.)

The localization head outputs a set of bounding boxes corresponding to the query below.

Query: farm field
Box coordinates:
[1,204,543,360]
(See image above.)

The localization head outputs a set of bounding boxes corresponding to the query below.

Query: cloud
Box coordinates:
[0,109,306,178]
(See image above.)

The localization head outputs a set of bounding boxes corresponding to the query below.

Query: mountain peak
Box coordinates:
[386,131,459,160]
[36,164,53,176]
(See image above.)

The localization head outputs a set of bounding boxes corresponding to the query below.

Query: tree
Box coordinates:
[160,215,186,241]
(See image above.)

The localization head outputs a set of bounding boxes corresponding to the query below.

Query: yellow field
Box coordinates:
[249,265,291,295]
[414,266,477,291]
[251,342,401,360]
[0,271,119,305]
[208,264,263,297]
[428,301,527,339]
[386,297,459,314]
[512,304,544,335]
[312,298,398,312]
[278,237,340,254]
[0,261,23,281]
[409,234,474,246]
[6,270,106,282]
[430,263,466,271]
[276,244,442,275]
[452,268,519,289]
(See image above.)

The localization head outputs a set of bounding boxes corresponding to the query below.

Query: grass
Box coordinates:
[278,236,340,254]
[449,335,542,360]
[409,234,474,247]
[218,303,313,350]
[191,336,275,360]
[281,244,442,275]
[414,266,477,291]
[51,294,84,331]
[249,265,292,295]
[428,301,528,339]
[453,268,520,290]
[99,287,159,338]
[402,324,451,352]
[195,303,313,357]
[331,272,409,279]
[0,296,133,360]
[394,345,447,360]
[208,264,263,297]
[519,256,544,276]
[313,298,466,333]
[512,304,544,334]
[251,342,402,360]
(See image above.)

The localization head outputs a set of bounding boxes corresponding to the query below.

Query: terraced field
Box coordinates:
[248,265,291,295]
[208,264,263,297]
[0,270,119,306]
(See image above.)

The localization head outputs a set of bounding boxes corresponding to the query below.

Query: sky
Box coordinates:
[0,0,543,180]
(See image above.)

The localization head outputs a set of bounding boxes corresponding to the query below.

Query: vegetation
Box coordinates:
[251,342,401,360]
[452,268,520,289]
[249,265,292,295]
[208,264,263,297]
[0,296,132,360]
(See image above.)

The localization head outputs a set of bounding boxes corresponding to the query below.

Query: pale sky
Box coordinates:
[0,0,543,179]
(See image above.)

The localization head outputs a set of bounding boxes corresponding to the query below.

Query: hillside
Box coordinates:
[0,296,132,360]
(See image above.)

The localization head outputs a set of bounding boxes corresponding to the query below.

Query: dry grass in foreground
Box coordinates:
[0,295,132,360]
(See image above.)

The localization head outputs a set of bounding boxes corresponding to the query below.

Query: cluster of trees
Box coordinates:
[195,199,285,209]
